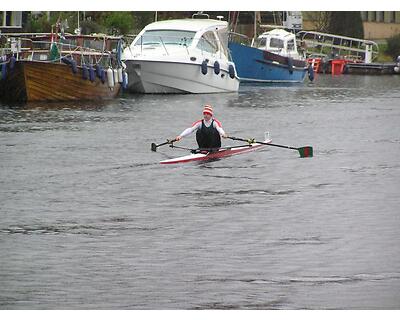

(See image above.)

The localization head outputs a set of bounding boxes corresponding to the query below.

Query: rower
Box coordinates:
[175,105,227,152]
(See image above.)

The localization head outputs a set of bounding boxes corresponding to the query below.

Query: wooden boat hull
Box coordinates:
[0,61,121,102]
[160,140,271,164]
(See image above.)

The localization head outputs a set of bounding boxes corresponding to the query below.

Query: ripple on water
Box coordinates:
[196,272,400,287]
[0,221,164,236]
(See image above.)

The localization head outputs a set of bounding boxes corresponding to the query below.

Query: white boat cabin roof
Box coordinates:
[258,29,296,41]
[141,19,228,33]
[254,28,302,59]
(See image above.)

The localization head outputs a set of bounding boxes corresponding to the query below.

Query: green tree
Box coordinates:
[102,12,134,35]
[131,12,155,34]
[385,34,400,60]
[327,11,364,39]
[303,11,331,32]
[25,12,51,33]
[80,20,104,35]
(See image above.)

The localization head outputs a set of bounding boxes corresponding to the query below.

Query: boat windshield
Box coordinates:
[254,37,267,48]
[135,30,196,47]
[269,37,284,49]
[287,39,295,51]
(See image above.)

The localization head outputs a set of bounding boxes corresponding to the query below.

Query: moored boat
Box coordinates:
[0,33,126,103]
[228,28,312,83]
[122,14,239,94]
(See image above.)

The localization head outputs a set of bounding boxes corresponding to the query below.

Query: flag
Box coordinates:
[49,42,60,61]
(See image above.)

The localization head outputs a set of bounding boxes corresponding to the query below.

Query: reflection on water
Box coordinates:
[1,75,400,309]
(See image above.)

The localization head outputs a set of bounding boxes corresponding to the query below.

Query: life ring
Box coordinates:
[201,60,208,75]
[1,62,6,80]
[113,69,118,84]
[89,65,95,82]
[96,64,102,78]
[82,64,89,80]
[122,71,129,89]
[117,67,123,83]
[101,69,106,83]
[10,56,16,70]
[287,57,294,74]
[71,59,78,74]
[214,61,220,75]
[308,64,314,81]
[61,57,72,65]
[107,67,114,87]
[228,64,235,79]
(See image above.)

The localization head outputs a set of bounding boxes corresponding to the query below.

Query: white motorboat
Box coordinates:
[122,17,239,93]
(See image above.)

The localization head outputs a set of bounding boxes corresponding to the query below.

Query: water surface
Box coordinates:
[1,74,400,309]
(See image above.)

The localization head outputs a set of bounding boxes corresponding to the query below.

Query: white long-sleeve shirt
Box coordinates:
[179,118,225,137]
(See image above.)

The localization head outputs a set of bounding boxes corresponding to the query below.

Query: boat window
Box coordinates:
[287,39,295,51]
[255,37,267,48]
[197,31,219,54]
[83,39,103,51]
[269,37,284,49]
[135,30,196,47]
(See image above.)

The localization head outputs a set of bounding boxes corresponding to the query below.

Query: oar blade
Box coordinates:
[298,146,313,158]
[151,143,157,152]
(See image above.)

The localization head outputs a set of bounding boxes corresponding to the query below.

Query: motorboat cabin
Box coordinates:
[122,18,239,93]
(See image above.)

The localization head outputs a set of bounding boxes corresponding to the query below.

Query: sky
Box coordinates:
[3,0,400,12]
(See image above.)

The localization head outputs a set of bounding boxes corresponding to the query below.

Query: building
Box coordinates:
[1,11,23,32]
[302,11,400,40]
[361,11,400,40]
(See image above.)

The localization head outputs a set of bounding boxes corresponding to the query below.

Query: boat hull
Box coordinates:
[344,62,399,75]
[228,42,307,83]
[160,141,270,164]
[0,61,121,102]
[124,59,239,94]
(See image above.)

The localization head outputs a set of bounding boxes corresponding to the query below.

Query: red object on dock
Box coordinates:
[331,59,347,75]
[307,58,321,73]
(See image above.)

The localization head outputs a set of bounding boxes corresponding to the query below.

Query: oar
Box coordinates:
[151,138,177,152]
[227,136,313,158]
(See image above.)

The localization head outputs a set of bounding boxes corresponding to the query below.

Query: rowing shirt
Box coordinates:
[179,118,225,149]
[179,118,225,137]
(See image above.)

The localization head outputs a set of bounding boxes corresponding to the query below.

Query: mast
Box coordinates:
[252,11,259,47]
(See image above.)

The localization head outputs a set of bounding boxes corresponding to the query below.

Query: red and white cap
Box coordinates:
[203,105,213,116]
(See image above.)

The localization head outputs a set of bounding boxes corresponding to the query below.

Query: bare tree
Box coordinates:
[303,12,331,32]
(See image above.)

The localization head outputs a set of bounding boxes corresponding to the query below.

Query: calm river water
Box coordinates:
[1,74,400,309]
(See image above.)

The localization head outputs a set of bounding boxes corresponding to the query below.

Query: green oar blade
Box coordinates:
[298,146,313,158]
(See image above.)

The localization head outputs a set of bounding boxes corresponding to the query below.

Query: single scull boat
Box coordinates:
[160,135,272,165]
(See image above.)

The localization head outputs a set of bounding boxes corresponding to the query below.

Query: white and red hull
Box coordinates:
[160,140,271,164]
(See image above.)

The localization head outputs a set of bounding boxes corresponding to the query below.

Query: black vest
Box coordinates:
[196,119,221,149]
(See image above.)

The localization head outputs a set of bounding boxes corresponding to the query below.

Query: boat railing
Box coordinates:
[228,32,252,46]
[6,37,117,67]
[192,12,210,19]
[296,30,379,63]
[134,34,228,60]
[0,48,12,57]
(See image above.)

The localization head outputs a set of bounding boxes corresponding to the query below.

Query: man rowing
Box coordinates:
[175,105,227,151]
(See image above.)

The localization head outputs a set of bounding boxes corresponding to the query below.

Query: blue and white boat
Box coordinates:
[228,28,313,83]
